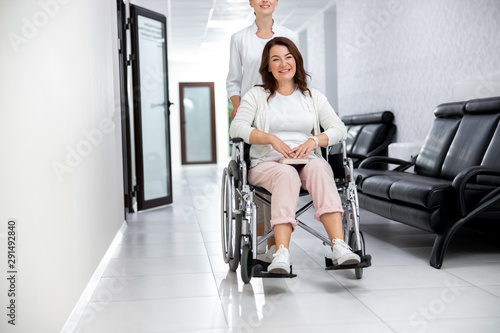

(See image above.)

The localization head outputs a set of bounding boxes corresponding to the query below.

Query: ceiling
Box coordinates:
[138,0,335,62]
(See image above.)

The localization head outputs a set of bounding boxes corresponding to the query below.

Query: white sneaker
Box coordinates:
[257,236,266,254]
[266,245,276,261]
[332,238,360,265]
[267,245,290,274]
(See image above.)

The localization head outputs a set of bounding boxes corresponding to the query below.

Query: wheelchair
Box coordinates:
[221,138,371,283]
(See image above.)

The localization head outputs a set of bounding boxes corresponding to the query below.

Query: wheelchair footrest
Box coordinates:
[251,259,297,278]
[324,254,372,270]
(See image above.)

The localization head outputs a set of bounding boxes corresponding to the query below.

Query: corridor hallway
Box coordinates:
[72,165,500,332]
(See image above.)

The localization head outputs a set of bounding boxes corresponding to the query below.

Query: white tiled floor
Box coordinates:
[73,165,500,333]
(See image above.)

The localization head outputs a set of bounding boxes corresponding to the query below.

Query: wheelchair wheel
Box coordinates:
[240,243,253,284]
[221,167,241,271]
[221,168,230,263]
[229,212,242,271]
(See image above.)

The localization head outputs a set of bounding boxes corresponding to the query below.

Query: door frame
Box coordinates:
[130,4,173,210]
[116,0,134,214]
[179,82,217,165]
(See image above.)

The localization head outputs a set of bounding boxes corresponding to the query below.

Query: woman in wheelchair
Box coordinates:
[230,37,361,274]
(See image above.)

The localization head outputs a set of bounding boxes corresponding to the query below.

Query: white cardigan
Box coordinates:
[230,86,347,167]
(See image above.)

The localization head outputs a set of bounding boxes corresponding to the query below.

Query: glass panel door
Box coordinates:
[131,5,173,210]
[180,82,217,164]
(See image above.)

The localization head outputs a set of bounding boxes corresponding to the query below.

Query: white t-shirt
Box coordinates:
[265,90,318,161]
[226,21,298,99]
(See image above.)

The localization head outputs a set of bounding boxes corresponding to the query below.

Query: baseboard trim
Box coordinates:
[60,220,127,333]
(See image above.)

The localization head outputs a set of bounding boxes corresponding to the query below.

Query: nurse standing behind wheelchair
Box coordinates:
[227,0,298,256]
[230,37,361,274]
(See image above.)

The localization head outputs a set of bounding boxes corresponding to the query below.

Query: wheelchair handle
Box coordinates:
[231,138,244,143]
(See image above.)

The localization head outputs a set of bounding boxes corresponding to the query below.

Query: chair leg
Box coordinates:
[430,215,472,269]
[430,193,500,268]
[430,233,447,269]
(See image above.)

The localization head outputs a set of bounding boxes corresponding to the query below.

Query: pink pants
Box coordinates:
[248,158,343,231]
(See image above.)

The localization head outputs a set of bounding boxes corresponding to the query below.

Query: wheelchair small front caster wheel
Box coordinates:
[240,244,253,284]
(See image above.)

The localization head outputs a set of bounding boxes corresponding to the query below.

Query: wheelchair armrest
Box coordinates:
[452,166,500,216]
[229,137,249,169]
[358,156,414,171]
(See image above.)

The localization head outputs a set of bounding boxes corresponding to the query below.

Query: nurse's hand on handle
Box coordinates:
[230,95,240,120]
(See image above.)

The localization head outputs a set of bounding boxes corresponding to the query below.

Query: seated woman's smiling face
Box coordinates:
[268,45,296,84]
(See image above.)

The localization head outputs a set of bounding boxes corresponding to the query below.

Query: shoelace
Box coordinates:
[333,239,352,251]
[273,245,287,258]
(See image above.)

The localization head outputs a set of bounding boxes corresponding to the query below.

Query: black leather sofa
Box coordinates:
[355,96,500,268]
[341,111,396,168]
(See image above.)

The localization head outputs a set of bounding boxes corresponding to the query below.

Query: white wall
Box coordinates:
[335,0,500,144]
[0,1,124,332]
[305,12,326,94]
[302,0,500,145]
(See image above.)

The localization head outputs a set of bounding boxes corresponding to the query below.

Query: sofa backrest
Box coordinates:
[341,111,395,158]
[478,122,500,186]
[440,97,500,180]
[414,101,465,177]
[482,122,500,169]
[344,124,363,152]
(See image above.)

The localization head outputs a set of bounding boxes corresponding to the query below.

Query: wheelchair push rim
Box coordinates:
[221,167,241,270]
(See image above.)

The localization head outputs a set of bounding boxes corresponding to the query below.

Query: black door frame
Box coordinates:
[130,4,173,210]
[117,2,173,212]
[116,0,134,214]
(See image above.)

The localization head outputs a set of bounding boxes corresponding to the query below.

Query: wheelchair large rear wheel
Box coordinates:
[229,213,242,271]
[221,167,241,271]
[221,168,231,263]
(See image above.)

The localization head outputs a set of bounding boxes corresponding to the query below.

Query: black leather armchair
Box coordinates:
[355,97,500,268]
[341,111,396,168]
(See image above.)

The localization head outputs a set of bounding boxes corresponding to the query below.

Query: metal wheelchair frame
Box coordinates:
[221,138,371,283]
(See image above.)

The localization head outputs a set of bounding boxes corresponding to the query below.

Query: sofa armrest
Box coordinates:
[452,166,500,216]
[347,152,368,160]
[358,156,415,171]
[366,125,397,157]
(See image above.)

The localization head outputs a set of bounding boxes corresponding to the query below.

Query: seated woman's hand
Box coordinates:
[289,138,316,158]
[269,135,294,158]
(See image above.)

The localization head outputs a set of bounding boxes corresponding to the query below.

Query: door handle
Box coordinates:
[150,102,166,108]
